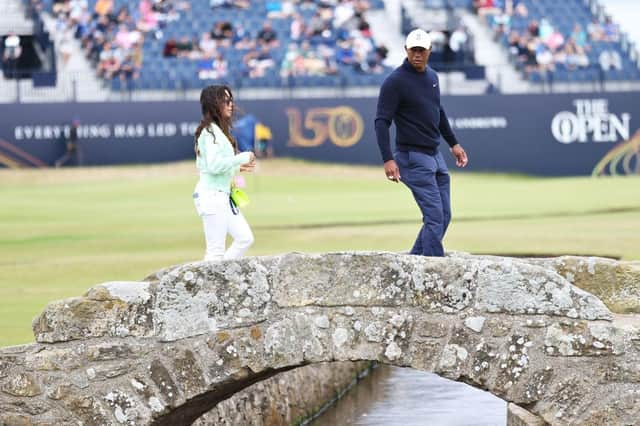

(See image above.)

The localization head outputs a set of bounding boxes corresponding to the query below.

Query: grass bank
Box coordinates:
[1,159,638,346]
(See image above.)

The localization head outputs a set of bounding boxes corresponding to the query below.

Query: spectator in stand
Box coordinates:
[163,37,178,57]
[53,0,70,15]
[354,0,371,14]
[428,29,447,53]
[211,52,228,78]
[58,28,74,67]
[137,0,159,33]
[243,44,275,78]
[538,18,553,41]
[290,13,305,41]
[114,24,132,50]
[570,24,588,50]
[522,38,538,74]
[527,20,539,38]
[131,41,143,71]
[449,26,469,63]
[210,0,249,9]
[352,33,374,72]
[333,0,356,30]
[266,0,295,19]
[235,32,256,50]
[197,60,212,80]
[306,10,328,37]
[94,12,111,34]
[304,50,328,75]
[280,42,300,78]
[232,24,249,42]
[291,42,310,76]
[317,2,334,22]
[199,32,217,58]
[509,0,527,17]
[365,47,385,74]
[119,53,139,84]
[96,41,121,79]
[85,31,105,62]
[211,21,234,48]
[492,11,510,41]
[198,52,228,79]
[376,44,391,67]
[358,18,372,38]
[176,35,194,57]
[507,30,521,56]
[554,40,568,69]
[587,18,604,41]
[474,0,501,23]
[257,20,279,48]
[534,41,554,74]
[94,0,113,18]
[299,0,315,10]
[3,33,21,61]
[317,43,338,75]
[544,26,564,52]
[191,34,203,57]
[74,6,93,39]
[513,34,530,68]
[68,0,87,23]
[115,5,131,25]
[602,16,619,42]
[266,0,282,16]
[152,0,184,24]
[336,37,356,66]
[599,49,622,71]
[566,43,589,70]
[3,32,22,76]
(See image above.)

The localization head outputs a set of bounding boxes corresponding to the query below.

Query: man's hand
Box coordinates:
[384,159,401,182]
[451,145,468,168]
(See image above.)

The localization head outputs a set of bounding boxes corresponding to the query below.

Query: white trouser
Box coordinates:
[194,190,254,261]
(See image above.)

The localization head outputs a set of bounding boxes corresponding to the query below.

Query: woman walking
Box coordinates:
[193,85,256,261]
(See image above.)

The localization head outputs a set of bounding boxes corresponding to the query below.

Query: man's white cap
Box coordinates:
[405,29,432,50]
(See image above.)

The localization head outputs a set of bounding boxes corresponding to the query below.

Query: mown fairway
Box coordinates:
[1,159,639,346]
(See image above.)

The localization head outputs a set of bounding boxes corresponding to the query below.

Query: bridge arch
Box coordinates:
[2,253,639,425]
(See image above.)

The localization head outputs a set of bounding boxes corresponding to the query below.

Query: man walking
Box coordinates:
[375,28,468,257]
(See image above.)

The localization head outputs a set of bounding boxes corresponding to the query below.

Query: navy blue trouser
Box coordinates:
[395,150,451,257]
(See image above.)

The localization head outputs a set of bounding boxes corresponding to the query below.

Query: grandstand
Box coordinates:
[484,0,640,89]
[0,0,639,102]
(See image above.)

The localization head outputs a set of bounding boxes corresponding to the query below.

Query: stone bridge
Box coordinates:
[1,252,640,425]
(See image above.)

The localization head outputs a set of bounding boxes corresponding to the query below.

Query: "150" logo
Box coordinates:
[286,106,364,148]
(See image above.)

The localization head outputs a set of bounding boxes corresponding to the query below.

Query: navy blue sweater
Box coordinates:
[375,59,459,162]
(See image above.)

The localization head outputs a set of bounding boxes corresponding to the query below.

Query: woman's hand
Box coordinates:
[239,163,255,172]
[240,152,256,172]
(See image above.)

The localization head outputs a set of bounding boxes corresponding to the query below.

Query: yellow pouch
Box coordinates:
[230,187,250,208]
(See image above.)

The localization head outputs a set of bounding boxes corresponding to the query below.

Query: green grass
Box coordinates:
[1,159,639,347]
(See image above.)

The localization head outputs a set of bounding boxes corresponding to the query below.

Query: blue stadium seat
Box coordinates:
[488,0,640,86]
[33,0,639,91]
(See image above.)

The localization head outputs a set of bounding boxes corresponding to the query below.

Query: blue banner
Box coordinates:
[0,92,638,176]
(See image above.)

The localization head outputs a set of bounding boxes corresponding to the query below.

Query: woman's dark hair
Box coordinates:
[194,84,237,156]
